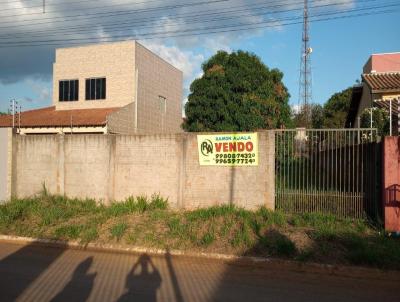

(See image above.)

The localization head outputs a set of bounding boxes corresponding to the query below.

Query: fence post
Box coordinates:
[57,134,65,196]
[177,134,187,209]
[107,135,116,203]
[266,131,275,210]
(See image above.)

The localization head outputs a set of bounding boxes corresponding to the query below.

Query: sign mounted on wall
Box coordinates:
[197,133,258,166]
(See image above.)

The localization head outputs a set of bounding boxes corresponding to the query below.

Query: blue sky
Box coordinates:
[0,0,399,113]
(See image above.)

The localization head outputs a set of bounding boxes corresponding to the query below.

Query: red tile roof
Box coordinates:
[362,72,400,92]
[0,106,118,128]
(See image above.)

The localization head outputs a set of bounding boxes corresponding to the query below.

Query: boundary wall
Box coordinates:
[7,132,275,210]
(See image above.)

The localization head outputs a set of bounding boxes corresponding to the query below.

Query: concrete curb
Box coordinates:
[1,234,399,281]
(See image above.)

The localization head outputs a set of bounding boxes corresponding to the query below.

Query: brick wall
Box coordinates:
[10,132,275,210]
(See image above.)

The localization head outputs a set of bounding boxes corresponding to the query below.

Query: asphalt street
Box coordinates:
[0,241,398,302]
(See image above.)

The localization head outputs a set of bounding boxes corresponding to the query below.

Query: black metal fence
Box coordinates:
[275,129,381,219]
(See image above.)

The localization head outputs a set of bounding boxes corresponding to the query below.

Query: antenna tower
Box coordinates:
[299,0,313,124]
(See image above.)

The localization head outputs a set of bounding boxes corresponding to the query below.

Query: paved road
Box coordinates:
[0,241,398,302]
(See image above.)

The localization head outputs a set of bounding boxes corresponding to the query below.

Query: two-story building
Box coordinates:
[0,41,183,135]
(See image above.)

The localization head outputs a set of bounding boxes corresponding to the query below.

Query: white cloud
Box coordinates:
[142,41,204,85]
[25,79,51,102]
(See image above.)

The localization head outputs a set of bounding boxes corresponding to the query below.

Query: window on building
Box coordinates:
[59,80,79,102]
[159,96,166,114]
[85,77,106,100]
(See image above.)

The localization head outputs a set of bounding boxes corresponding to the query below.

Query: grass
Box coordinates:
[1,191,400,270]
[110,222,128,240]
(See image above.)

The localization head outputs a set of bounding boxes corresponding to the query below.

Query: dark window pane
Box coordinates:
[75,80,79,100]
[90,79,96,100]
[70,80,75,101]
[95,78,101,99]
[102,78,106,99]
[59,81,63,101]
[85,79,90,100]
[63,81,69,101]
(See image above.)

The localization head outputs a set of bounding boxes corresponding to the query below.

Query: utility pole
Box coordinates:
[43,0,46,13]
[9,99,17,129]
[299,0,313,125]
[19,105,22,133]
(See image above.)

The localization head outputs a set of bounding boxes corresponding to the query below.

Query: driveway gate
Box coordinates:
[275,129,381,219]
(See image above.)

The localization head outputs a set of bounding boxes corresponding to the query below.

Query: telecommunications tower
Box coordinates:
[299,0,313,122]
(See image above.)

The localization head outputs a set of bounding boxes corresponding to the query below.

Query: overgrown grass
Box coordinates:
[110,222,128,240]
[1,191,399,270]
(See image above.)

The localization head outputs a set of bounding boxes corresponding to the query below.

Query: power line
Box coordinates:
[0,1,388,42]
[0,0,39,5]
[0,0,307,38]
[0,0,229,23]
[0,0,231,23]
[0,7,396,48]
[0,0,146,12]
[0,0,211,15]
[0,0,289,32]
[2,4,400,43]
[0,0,385,32]
[0,0,382,22]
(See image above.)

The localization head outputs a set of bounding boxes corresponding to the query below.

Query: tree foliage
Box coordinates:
[292,104,324,128]
[292,87,353,129]
[182,50,291,132]
[360,107,390,136]
[322,87,353,128]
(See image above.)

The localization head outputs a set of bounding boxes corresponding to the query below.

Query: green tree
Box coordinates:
[293,104,324,128]
[323,87,353,128]
[360,107,390,136]
[182,50,291,132]
[311,104,324,129]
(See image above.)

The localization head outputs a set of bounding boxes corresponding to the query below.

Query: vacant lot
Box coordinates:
[1,191,399,269]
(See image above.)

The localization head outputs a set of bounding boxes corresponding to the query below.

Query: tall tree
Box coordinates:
[182,50,291,132]
[323,87,353,128]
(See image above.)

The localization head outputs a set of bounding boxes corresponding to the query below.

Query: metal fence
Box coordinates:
[275,129,381,219]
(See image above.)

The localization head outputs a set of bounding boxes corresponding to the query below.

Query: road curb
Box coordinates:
[1,234,399,281]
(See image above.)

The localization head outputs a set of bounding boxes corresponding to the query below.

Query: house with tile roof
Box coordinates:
[0,41,183,135]
[346,52,400,134]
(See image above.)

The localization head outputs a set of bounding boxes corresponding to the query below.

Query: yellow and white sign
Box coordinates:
[197,133,258,166]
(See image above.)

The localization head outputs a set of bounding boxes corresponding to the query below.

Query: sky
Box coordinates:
[0,0,399,114]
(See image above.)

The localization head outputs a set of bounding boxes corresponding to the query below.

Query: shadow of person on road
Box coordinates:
[117,253,162,302]
[51,256,96,302]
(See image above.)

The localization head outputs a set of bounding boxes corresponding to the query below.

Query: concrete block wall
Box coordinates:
[182,132,275,209]
[10,132,275,210]
[13,135,60,197]
[0,128,12,202]
[113,134,183,208]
